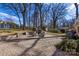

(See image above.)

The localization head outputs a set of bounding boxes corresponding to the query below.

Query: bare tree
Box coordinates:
[4,4,22,28]
[3,3,27,30]
[50,3,68,29]
[20,3,26,30]
[28,3,31,29]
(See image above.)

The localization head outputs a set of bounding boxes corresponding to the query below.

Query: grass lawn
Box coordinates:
[0,29,66,36]
[47,32,65,35]
[0,29,33,36]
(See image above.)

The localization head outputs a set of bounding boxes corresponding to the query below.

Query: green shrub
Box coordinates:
[66,40,77,52]
[56,39,68,51]
[56,39,77,52]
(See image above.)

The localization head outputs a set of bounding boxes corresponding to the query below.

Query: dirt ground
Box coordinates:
[0,34,63,56]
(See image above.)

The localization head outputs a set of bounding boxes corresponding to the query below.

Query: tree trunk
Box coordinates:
[40,8,42,29]
[22,13,26,30]
[18,15,22,29]
[53,20,56,29]
[28,4,31,29]
[74,3,78,19]
[22,3,26,30]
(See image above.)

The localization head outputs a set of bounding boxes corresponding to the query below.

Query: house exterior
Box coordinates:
[0,20,19,29]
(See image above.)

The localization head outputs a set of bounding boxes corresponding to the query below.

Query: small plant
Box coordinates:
[66,40,77,52]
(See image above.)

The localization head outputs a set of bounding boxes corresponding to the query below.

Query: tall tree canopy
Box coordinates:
[0,3,77,30]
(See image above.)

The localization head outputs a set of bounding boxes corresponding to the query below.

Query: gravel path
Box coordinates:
[0,35,63,56]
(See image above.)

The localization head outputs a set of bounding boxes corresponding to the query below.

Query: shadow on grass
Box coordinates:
[0,36,41,56]
[18,38,40,56]
[0,34,66,56]
[0,34,65,42]
[0,36,40,42]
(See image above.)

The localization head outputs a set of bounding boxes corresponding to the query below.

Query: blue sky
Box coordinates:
[66,4,76,19]
[0,3,76,25]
